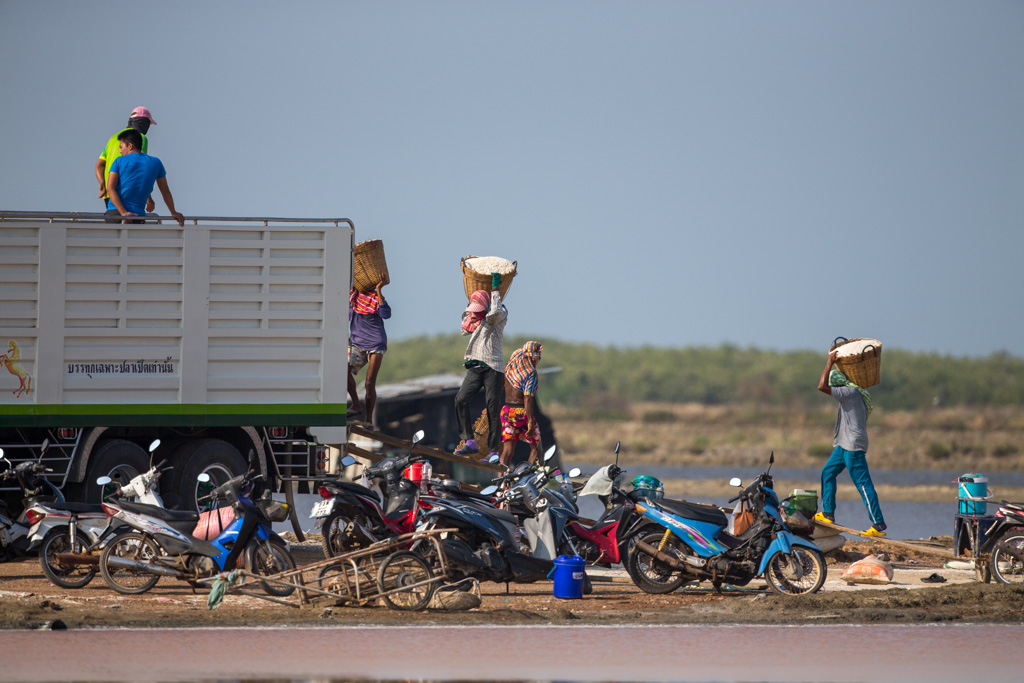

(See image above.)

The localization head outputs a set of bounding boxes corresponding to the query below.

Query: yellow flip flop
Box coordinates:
[813,512,835,525]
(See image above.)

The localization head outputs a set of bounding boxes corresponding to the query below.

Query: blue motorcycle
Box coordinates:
[97,469,296,596]
[627,452,827,595]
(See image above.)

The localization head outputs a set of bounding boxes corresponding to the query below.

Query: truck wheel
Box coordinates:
[168,439,247,511]
[80,440,149,504]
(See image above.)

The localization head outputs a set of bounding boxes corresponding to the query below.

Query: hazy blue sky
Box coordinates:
[2,1,1021,357]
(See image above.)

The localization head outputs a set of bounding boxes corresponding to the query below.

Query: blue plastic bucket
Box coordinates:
[551,555,586,599]
[957,474,989,515]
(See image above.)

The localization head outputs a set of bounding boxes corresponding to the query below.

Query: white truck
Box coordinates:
[0,212,353,514]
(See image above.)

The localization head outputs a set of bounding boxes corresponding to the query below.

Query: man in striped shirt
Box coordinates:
[500,341,543,466]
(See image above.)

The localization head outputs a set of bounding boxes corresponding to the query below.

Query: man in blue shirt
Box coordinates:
[106,129,184,226]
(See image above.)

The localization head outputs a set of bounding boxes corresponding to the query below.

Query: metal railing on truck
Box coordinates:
[0,211,353,228]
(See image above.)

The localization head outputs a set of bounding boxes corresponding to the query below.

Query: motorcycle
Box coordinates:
[487,449,583,563]
[418,446,580,586]
[0,440,72,562]
[98,466,296,596]
[981,499,1024,584]
[35,440,170,589]
[312,430,428,557]
[567,442,660,568]
[627,452,827,596]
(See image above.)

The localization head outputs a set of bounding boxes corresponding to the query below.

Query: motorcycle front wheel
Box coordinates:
[627,530,694,594]
[763,547,826,595]
[99,531,161,595]
[989,529,1024,584]
[40,528,97,589]
[247,537,297,596]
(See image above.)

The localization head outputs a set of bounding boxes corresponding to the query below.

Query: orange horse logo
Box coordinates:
[1,340,32,398]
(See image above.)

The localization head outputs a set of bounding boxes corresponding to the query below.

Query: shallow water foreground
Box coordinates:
[8,623,1024,683]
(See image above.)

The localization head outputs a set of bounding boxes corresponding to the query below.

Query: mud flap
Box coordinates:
[756,533,821,577]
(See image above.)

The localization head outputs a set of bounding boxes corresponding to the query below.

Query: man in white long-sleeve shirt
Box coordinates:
[453,273,508,458]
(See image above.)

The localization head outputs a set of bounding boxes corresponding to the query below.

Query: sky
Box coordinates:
[1,1,1022,358]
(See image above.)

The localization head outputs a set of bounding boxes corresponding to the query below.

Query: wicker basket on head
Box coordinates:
[829,337,883,388]
[461,255,517,301]
[353,240,390,293]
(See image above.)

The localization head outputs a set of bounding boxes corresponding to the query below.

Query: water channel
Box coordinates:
[7,623,1023,682]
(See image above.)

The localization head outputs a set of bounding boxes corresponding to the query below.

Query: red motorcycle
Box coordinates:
[312,431,428,557]
[568,443,659,567]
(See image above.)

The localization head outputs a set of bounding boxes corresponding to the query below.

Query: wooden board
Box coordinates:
[815,520,956,559]
[348,423,503,473]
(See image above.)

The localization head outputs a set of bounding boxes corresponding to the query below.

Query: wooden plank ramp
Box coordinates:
[347,423,503,474]
[816,520,957,560]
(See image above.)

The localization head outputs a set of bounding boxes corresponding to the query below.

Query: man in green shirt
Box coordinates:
[95,106,157,210]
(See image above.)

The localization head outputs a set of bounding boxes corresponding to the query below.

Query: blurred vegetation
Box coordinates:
[378,335,1024,411]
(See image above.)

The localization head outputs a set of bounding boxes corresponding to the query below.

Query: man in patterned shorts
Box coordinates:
[499,341,543,466]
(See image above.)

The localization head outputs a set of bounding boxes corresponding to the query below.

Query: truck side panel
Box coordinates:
[1,219,351,429]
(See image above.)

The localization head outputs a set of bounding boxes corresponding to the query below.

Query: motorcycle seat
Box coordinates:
[444,488,495,503]
[117,499,200,524]
[44,501,105,514]
[323,480,376,497]
[655,499,729,527]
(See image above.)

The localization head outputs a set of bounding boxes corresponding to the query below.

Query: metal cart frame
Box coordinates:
[198,528,453,610]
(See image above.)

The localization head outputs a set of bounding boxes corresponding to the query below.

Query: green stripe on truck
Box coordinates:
[0,404,346,428]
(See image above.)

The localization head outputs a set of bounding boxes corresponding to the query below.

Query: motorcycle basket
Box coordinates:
[630,475,664,500]
[258,498,291,523]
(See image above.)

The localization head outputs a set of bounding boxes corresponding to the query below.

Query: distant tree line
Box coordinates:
[378,335,1024,411]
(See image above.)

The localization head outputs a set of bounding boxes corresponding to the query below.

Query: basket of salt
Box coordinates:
[829,337,883,388]
[461,255,517,301]
[353,239,390,293]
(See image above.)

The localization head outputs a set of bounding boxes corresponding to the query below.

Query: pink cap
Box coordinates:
[130,106,157,124]
[466,290,490,313]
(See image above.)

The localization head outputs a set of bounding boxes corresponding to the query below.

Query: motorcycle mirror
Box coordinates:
[0,448,5,460]
[39,438,50,459]
[729,477,742,488]
[543,445,557,462]
[614,441,621,465]
[339,455,357,468]
[480,485,498,496]
[568,467,582,478]
[96,476,113,486]
[411,430,425,444]
[486,454,500,464]
[197,473,212,483]
[148,439,161,453]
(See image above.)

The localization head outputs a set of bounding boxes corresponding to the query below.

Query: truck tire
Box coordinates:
[167,439,247,511]
[80,439,149,504]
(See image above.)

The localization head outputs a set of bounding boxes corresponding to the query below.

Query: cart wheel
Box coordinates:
[377,550,434,611]
[318,563,347,594]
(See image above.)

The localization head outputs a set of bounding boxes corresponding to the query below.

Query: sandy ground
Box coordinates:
[2,535,1023,630]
